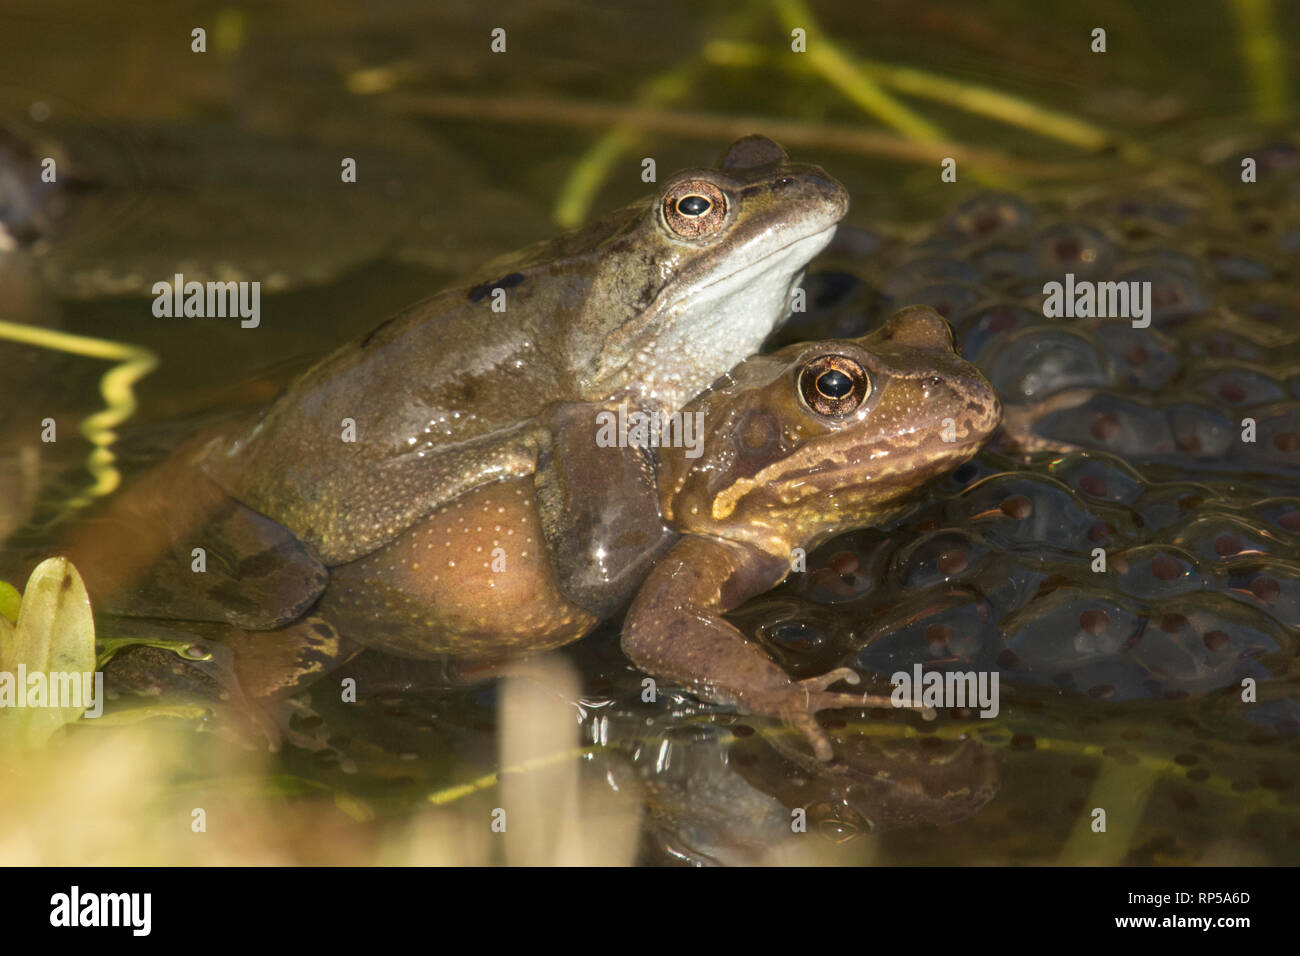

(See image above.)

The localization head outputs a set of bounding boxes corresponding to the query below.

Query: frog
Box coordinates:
[310,305,1001,759]
[198,135,850,566]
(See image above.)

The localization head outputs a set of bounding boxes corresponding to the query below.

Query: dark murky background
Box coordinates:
[1,0,1298,864]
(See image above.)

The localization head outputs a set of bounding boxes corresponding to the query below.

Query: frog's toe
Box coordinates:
[781,684,924,761]
[787,711,837,762]
[790,669,936,760]
[798,669,898,712]
[809,689,886,711]
[782,672,866,761]
[801,667,859,692]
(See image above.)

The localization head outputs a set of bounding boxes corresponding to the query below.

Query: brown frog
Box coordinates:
[313,305,1001,758]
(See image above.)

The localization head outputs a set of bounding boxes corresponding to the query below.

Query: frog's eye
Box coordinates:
[662,180,728,239]
[799,354,871,417]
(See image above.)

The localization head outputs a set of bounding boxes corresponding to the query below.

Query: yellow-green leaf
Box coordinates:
[0,557,98,749]
[0,579,20,624]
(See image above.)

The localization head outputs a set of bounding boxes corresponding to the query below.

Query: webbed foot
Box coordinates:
[757,668,931,761]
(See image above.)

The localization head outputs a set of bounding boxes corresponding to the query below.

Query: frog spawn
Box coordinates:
[760,144,1300,712]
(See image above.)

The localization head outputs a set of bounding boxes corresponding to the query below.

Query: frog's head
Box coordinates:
[660,306,1002,557]
[585,135,849,406]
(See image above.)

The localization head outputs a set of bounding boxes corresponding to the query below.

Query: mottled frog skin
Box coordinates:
[199,136,848,565]
[318,305,1001,758]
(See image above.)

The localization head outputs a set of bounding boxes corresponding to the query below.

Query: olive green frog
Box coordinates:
[200,136,848,566]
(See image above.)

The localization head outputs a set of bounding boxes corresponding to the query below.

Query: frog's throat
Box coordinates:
[598,224,839,403]
[607,223,838,355]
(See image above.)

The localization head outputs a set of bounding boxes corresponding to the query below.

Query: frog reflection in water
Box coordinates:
[308,306,1001,759]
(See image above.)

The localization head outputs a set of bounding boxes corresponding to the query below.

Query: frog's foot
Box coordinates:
[755,668,931,761]
[621,538,937,764]
[801,667,936,713]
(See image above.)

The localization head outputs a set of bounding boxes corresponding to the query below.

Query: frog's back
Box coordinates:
[201,280,571,566]
[198,204,659,565]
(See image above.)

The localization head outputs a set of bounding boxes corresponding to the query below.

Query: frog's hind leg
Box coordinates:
[58,431,328,629]
[319,477,599,660]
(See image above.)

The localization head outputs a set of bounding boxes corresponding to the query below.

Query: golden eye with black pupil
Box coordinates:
[799,354,870,417]
[663,180,727,239]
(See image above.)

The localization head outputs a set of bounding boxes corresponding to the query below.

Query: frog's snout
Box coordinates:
[968,373,1004,442]
[878,305,1002,445]
[758,161,850,229]
[936,363,1003,448]
[798,166,850,223]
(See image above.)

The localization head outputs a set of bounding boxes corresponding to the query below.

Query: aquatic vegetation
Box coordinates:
[0,557,96,749]
[0,320,157,522]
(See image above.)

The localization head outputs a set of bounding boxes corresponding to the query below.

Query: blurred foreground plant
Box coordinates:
[0,557,96,750]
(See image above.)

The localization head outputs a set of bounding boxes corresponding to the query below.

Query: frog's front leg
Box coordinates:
[534,401,678,616]
[622,535,897,761]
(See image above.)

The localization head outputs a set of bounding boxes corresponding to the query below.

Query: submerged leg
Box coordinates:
[622,535,905,761]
